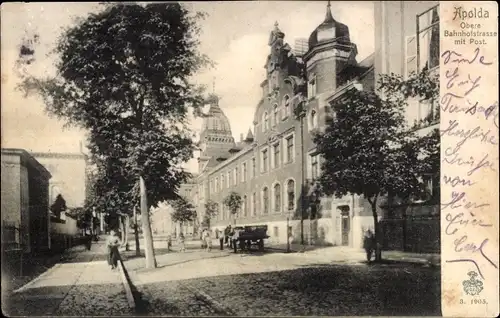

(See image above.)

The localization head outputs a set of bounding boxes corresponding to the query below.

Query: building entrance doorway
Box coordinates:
[339,206,350,246]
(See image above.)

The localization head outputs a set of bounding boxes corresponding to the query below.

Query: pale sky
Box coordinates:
[1,1,374,173]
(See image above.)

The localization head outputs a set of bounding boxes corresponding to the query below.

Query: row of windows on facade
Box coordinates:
[214,179,296,221]
[203,133,321,195]
[259,94,319,133]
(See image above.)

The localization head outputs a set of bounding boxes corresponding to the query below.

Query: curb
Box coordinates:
[182,282,235,316]
[117,258,136,311]
[13,263,61,294]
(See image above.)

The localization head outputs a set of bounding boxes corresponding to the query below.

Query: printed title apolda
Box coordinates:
[453,7,490,20]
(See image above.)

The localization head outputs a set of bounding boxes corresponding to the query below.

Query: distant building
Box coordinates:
[1,148,52,253]
[31,150,88,211]
[179,2,376,249]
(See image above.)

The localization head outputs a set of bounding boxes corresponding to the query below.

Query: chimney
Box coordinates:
[240,133,244,142]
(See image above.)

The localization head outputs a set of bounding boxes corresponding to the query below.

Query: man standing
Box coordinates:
[218,229,224,250]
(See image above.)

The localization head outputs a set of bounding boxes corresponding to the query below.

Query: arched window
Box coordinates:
[273,104,279,126]
[242,195,247,217]
[287,179,295,211]
[283,95,290,119]
[262,187,269,214]
[274,183,281,212]
[264,112,269,131]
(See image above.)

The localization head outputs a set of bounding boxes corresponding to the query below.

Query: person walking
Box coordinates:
[203,229,212,252]
[363,229,376,263]
[106,230,121,270]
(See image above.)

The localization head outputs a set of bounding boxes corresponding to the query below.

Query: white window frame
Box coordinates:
[272,181,282,213]
[271,141,280,169]
[308,74,317,98]
[241,162,247,183]
[283,132,295,164]
[261,147,269,173]
[282,95,290,120]
[251,157,256,179]
[252,192,257,216]
[404,35,417,79]
[285,178,296,212]
[261,186,269,215]
[273,104,279,126]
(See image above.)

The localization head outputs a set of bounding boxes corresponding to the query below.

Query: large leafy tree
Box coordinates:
[170,196,197,234]
[17,3,211,269]
[313,69,439,261]
[50,194,68,219]
[202,200,219,229]
[223,192,242,226]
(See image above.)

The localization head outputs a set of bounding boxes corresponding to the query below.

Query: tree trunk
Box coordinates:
[133,205,140,256]
[140,176,157,269]
[370,199,382,262]
[124,214,130,251]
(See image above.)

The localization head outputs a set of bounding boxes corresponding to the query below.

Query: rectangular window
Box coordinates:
[215,178,219,192]
[285,135,294,163]
[227,171,231,187]
[417,5,440,72]
[308,75,317,98]
[273,142,280,169]
[273,226,279,238]
[261,149,268,173]
[252,192,257,216]
[405,35,417,79]
[242,162,247,182]
[251,157,256,178]
[311,155,319,180]
[234,167,238,184]
[220,174,224,190]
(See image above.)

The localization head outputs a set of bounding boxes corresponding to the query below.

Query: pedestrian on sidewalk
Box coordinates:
[363,229,376,263]
[178,233,186,252]
[85,233,92,251]
[166,235,172,252]
[106,230,121,270]
[202,229,212,252]
[218,229,224,250]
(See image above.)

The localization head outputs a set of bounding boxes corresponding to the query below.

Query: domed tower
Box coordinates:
[303,1,358,95]
[197,94,236,172]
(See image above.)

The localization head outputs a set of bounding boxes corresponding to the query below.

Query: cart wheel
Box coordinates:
[258,239,264,251]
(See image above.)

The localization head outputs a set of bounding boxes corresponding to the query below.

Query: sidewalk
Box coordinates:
[3,242,132,316]
[121,239,231,272]
[268,243,440,265]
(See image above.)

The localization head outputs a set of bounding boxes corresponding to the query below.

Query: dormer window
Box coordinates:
[273,104,279,126]
[308,74,317,98]
[282,95,290,119]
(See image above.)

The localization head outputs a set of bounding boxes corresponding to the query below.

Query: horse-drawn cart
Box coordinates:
[233,225,269,252]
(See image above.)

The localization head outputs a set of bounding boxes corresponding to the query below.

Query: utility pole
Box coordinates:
[300,107,306,249]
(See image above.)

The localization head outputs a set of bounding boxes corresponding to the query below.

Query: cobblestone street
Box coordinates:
[3,242,133,316]
[127,246,441,316]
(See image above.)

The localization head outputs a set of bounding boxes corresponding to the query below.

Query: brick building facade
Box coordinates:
[183,3,376,249]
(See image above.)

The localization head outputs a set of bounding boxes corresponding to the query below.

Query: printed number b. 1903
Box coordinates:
[460,299,488,304]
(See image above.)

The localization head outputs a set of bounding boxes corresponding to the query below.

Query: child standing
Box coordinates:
[166,235,172,252]
[178,233,186,252]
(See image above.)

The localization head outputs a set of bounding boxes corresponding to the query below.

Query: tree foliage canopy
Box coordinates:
[50,194,67,218]
[18,3,213,211]
[170,196,197,224]
[223,192,242,215]
[314,70,440,205]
